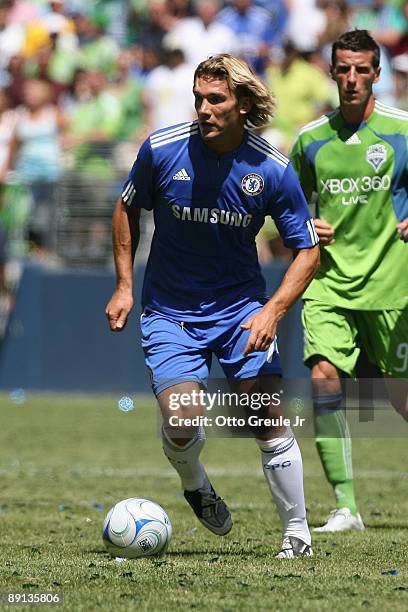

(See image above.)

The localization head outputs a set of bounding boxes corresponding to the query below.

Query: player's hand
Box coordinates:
[397,218,408,242]
[314,218,335,245]
[105,289,134,331]
[241,309,277,356]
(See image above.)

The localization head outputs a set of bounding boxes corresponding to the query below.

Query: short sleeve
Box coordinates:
[290,135,316,203]
[267,163,319,249]
[121,137,155,210]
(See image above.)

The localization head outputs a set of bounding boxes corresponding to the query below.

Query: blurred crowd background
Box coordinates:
[0,0,407,302]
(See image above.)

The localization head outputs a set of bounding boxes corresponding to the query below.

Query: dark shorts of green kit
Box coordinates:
[302,300,408,378]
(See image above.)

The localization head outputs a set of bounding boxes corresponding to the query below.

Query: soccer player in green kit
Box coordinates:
[291,30,408,532]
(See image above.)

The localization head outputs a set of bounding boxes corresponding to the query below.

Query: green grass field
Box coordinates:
[0,394,407,611]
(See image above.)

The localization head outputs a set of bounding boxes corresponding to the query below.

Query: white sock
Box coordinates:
[256,428,311,545]
[162,426,210,492]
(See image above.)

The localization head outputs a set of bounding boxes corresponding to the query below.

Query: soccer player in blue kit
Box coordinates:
[106,54,320,557]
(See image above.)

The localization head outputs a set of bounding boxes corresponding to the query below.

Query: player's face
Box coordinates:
[331,49,380,108]
[193,76,250,152]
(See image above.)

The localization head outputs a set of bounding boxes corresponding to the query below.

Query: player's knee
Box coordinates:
[162,423,205,448]
[163,427,200,446]
[311,356,339,379]
[311,357,341,397]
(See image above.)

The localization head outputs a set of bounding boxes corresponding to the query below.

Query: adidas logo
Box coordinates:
[173,168,191,180]
[345,133,361,145]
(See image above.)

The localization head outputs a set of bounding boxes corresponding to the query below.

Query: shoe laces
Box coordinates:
[327,508,350,522]
[199,487,216,503]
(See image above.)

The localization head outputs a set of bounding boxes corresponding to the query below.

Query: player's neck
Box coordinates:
[203,127,245,155]
[340,95,376,126]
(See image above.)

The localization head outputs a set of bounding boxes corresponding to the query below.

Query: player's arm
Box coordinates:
[106,137,154,331]
[242,246,319,355]
[242,162,320,355]
[105,198,140,331]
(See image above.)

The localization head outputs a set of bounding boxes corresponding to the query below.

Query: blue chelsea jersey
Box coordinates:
[122,121,318,321]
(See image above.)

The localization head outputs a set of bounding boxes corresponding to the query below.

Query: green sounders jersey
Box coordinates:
[291,100,408,310]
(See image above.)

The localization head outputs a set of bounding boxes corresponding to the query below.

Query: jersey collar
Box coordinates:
[199,128,249,159]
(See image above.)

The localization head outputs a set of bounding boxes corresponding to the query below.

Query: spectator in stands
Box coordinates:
[41,0,76,42]
[28,46,69,104]
[109,49,145,143]
[387,0,408,56]
[73,10,120,78]
[61,68,123,264]
[0,87,15,186]
[12,78,66,251]
[5,54,25,107]
[285,0,326,53]
[351,0,406,56]
[63,69,122,179]
[139,45,163,77]
[137,0,177,57]
[217,0,279,75]
[6,0,39,25]
[0,0,25,84]
[392,52,408,109]
[255,0,288,49]
[36,0,79,87]
[163,0,239,69]
[317,0,350,52]
[143,46,194,132]
[0,87,16,291]
[265,39,333,148]
[108,49,147,173]
[167,0,194,20]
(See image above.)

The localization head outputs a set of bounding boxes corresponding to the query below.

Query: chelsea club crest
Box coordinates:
[241,173,264,196]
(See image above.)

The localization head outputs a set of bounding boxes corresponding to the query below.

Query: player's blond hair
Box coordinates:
[194,54,275,128]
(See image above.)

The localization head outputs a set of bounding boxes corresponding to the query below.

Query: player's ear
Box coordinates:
[373,66,381,84]
[329,64,336,81]
[239,96,252,116]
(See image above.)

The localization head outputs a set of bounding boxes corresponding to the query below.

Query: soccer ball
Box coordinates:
[102,498,172,559]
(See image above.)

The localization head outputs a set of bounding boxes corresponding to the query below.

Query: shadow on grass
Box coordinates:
[310,521,407,530]
[91,547,274,559]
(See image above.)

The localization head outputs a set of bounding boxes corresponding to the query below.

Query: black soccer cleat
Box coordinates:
[184,484,232,536]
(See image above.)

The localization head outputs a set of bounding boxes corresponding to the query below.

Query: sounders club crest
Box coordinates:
[366,144,387,171]
[241,173,264,196]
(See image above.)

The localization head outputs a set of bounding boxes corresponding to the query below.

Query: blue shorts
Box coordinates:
[140,300,282,395]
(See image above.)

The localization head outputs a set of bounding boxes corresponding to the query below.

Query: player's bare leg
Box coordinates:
[311,358,364,532]
[159,381,205,447]
[231,375,312,557]
[158,382,232,535]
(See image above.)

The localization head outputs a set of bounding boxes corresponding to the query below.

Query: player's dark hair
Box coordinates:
[194,54,275,127]
[332,30,380,68]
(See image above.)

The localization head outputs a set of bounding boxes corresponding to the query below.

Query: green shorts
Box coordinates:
[302,300,408,378]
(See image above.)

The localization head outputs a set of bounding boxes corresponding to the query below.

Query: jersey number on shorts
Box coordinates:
[395,343,408,372]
